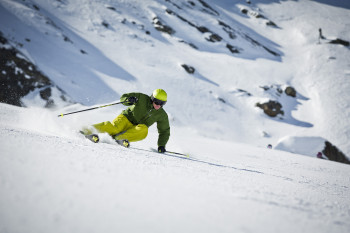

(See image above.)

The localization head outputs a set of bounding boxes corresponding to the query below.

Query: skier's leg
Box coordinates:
[92,121,119,135]
[115,124,148,142]
[93,114,132,135]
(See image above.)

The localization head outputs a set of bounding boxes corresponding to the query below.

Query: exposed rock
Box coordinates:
[322,141,350,164]
[0,31,69,107]
[166,9,223,44]
[254,13,266,19]
[240,7,279,29]
[188,1,195,7]
[152,17,176,35]
[165,0,182,10]
[197,26,210,33]
[237,89,252,96]
[198,0,219,16]
[218,97,226,103]
[328,38,350,47]
[102,21,109,28]
[164,5,278,57]
[179,40,198,49]
[262,45,280,56]
[256,100,284,117]
[260,85,283,96]
[226,44,240,53]
[285,86,297,97]
[241,9,248,15]
[218,20,237,39]
[181,64,195,74]
[106,6,116,11]
[63,35,73,43]
[33,4,40,11]
[206,33,222,42]
[266,21,278,27]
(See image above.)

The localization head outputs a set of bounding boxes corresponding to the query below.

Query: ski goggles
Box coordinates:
[152,98,166,106]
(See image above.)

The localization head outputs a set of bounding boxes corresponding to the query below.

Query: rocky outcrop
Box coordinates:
[0,32,69,107]
[256,85,298,117]
[256,100,284,117]
[328,38,349,47]
[322,141,350,164]
[152,17,176,35]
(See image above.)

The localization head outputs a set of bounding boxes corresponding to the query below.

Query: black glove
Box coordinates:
[158,146,166,153]
[127,96,138,104]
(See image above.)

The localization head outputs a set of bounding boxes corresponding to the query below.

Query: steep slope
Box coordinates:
[0,0,349,159]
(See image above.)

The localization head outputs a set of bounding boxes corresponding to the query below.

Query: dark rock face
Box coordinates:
[181,64,195,74]
[256,85,298,117]
[152,17,176,35]
[328,38,349,47]
[160,1,280,57]
[256,100,284,117]
[322,141,350,165]
[285,86,296,97]
[0,31,69,107]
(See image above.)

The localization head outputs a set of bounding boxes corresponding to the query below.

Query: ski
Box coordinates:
[85,133,100,143]
[80,131,130,148]
[115,139,130,148]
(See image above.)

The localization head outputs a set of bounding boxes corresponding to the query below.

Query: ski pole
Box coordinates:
[57,101,126,117]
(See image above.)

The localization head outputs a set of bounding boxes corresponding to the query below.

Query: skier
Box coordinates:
[82,89,170,153]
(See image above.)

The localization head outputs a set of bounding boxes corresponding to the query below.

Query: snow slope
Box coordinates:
[1,103,350,233]
[1,0,350,157]
[1,0,350,232]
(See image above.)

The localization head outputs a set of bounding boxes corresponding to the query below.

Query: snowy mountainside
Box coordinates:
[1,1,350,232]
[0,0,350,158]
[1,102,350,233]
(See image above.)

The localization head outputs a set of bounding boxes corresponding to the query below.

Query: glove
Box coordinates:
[158,146,166,153]
[127,96,138,104]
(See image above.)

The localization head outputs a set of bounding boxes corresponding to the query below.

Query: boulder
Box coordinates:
[285,86,296,97]
[181,64,195,74]
[256,100,284,117]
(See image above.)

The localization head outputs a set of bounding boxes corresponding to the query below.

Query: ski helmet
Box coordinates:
[151,89,167,106]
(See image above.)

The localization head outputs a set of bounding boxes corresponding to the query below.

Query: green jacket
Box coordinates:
[120,92,170,147]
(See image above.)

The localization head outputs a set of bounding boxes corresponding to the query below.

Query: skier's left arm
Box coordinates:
[157,113,170,151]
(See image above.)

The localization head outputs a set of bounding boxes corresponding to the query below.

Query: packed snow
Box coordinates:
[1,0,350,232]
[1,102,350,233]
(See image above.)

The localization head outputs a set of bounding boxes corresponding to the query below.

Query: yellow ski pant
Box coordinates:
[93,114,148,142]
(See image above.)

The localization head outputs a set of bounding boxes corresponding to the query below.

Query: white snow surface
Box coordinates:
[1,0,350,232]
[1,103,350,233]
